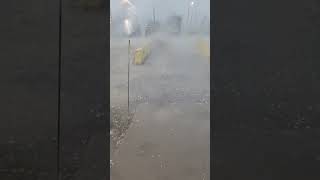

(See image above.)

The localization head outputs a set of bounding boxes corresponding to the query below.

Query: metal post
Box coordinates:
[195,6,198,27]
[128,40,131,115]
[187,6,190,26]
[153,8,156,24]
[190,8,193,29]
[195,2,200,28]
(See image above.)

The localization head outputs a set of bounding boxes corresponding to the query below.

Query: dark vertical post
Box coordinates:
[187,6,190,26]
[153,8,156,24]
[190,9,193,28]
[195,5,198,27]
[128,39,131,115]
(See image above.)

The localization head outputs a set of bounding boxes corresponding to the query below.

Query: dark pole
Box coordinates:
[187,6,190,26]
[153,8,156,23]
[195,6,197,26]
[190,7,193,28]
[195,3,199,27]
[128,40,130,115]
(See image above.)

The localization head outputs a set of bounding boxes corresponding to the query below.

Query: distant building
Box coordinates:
[166,15,182,35]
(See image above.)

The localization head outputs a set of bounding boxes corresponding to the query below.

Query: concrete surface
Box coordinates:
[111,104,210,180]
[110,34,210,180]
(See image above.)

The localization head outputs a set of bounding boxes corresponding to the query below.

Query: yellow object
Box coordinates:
[133,43,151,65]
[197,39,210,58]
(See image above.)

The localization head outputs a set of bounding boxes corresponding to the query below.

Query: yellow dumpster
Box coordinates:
[133,43,151,65]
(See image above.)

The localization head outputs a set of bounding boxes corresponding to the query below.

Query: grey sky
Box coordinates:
[111,0,210,25]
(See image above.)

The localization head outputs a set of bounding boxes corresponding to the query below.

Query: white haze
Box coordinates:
[111,0,210,29]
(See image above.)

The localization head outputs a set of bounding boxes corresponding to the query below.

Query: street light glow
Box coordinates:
[190,1,194,7]
[124,18,132,35]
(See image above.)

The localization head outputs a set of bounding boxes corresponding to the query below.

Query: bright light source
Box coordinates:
[124,18,132,35]
[190,1,194,7]
[124,19,129,25]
